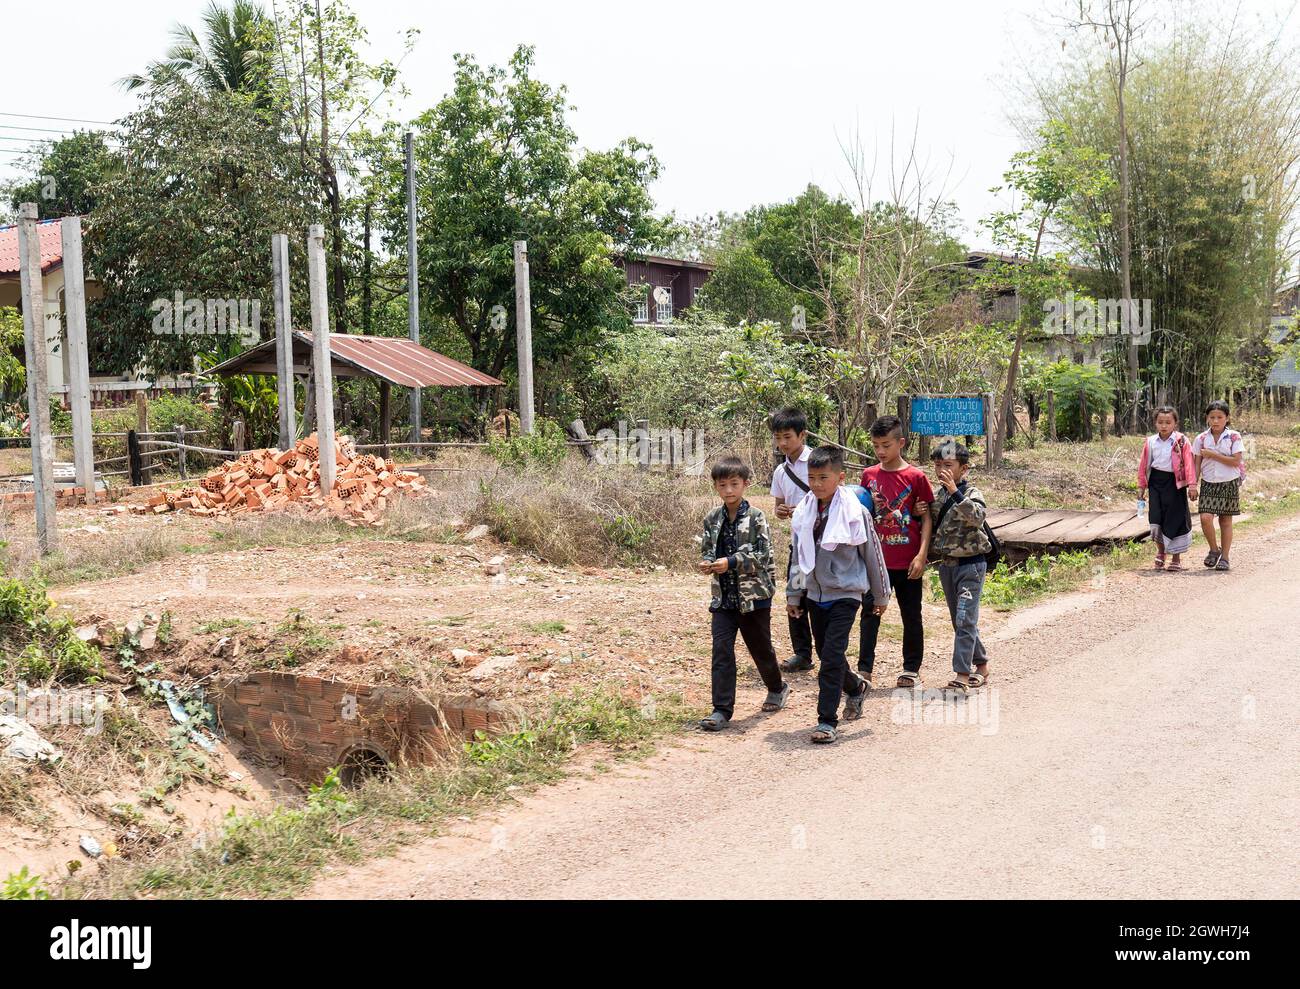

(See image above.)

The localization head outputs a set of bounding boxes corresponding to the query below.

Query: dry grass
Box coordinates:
[466,465,709,568]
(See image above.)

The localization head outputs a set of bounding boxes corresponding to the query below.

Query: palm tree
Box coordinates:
[119,0,269,97]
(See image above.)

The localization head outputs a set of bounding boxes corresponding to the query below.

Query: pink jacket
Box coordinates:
[1137,432,1195,490]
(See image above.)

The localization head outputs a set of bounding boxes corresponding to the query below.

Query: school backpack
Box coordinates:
[932,489,1002,571]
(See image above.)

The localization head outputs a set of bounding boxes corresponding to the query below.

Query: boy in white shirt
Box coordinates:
[768,408,815,672]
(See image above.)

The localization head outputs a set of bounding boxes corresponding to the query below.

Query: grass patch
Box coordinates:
[930,542,1148,611]
[195,617,254,634]
[529,620,567,635]
[65,689,698,900]
[259,610,338,670]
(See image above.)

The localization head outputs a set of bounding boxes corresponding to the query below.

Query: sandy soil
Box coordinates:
[305,515,1300,899]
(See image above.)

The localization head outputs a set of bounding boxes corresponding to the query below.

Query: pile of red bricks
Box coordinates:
[132,433,429,526]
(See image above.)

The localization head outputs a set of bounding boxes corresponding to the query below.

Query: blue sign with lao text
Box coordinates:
[909,396,986,436]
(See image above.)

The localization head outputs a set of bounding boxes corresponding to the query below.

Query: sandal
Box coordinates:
[761,683,791,713]
[782,656,813,673]
[1153,552,1166,570]
[810,722,837,744]
[1166,561,1186,573]
[1215,557,1231,572]
[896,672,920,689]
[945,679,970,696]
[700,711,730,732]
[842,683,868,721]
[1203,549,1222,569]
[968,672,988,688]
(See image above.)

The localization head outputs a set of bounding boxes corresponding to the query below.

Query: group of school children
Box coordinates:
[697,407,993,745]
[699,400,1246,745]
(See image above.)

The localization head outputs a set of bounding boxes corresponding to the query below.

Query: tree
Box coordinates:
[804,130,968,444]
[1074,0,1149,430]
[85,71,321,375]
[120,0,272,99]
[2,131,120,221]
[980,121,1113,463]
[695,245,798,325]
[362,45,673,387]
[1024,14,1300,417]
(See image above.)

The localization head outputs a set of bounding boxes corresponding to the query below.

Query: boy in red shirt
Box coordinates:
[859,415,933,688]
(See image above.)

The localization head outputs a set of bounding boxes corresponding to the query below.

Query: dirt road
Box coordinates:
[310,517,1300,899]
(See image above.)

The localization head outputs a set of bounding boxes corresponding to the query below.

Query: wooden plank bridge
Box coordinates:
[986,508,1149,559]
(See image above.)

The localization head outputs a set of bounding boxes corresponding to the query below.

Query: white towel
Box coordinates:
[791,486,869,574]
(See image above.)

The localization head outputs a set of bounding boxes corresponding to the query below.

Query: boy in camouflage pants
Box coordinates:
[928,442,992,695]
[696,457,790,732]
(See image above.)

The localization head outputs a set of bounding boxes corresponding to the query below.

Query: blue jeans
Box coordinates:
[938,559,988,674]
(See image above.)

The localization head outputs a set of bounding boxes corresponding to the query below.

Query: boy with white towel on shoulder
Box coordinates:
[786,445,892,745]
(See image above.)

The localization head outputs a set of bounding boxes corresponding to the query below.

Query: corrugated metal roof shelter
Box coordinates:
[206,331,503,453]
[205,331,503,388]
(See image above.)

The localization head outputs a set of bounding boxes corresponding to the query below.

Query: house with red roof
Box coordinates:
[0,218,195,406]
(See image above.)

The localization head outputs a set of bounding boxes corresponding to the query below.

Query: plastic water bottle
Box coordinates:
[1136,498,1147,517]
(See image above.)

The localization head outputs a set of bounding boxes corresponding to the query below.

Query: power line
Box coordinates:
[0,123,91,135]
[0,110,119,127]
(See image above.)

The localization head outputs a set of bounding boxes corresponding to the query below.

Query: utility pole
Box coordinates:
[61,216,95,504]
[272,233,296,449]
[307,224,337,496]
[405,131,421,444]
[513,240,535,434]
[18,204,57,552]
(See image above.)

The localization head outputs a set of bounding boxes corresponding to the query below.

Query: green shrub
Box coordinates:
[486,418,570,470]
[0,577,103,684]
[1022,359,1116,440]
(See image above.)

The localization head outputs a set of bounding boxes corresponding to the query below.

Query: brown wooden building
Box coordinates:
[615,254,714,325]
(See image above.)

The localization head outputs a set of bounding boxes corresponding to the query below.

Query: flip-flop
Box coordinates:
[842,683,868,721]
[1153,554,1166,570]
[1166,562,1186,572]
[761,684,791,712]
[810,723,837,744]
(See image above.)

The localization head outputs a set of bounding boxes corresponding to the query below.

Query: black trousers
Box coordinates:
[809,598,864,727]
[859,568,925,676]
[711,607,785,718]
[786,546,813,663]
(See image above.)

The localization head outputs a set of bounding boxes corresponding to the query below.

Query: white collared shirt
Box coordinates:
[1192,429,1244,483]
[1149,434,1175,472]
[770,446,811,505]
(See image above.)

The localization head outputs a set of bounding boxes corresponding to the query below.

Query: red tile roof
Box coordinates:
[0,219,64,276]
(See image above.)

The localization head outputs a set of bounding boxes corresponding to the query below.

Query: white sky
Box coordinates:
[3,0,1296,246]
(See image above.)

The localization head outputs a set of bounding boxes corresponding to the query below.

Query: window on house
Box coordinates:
[633,290,649,323]
[655,286,673,324]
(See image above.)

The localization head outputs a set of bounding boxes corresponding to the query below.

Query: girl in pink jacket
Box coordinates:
[1137,406,1199,571]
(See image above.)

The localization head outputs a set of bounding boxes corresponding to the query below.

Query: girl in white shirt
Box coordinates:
[1192,400,1245,572]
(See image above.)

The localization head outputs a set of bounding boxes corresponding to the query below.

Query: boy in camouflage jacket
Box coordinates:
[928,441,992,695]
[695,457,789,731]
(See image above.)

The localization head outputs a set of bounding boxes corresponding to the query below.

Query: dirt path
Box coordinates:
[308,516,1300,899]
